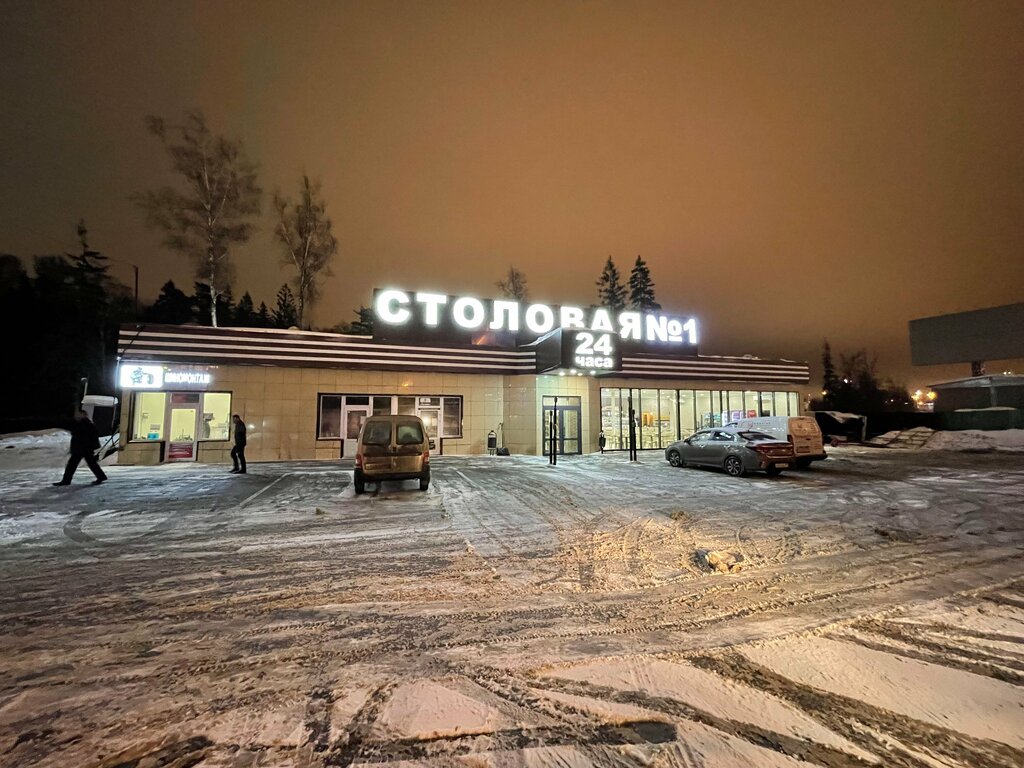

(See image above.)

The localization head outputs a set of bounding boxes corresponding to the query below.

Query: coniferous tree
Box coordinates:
[627,255,660,311]
[596,256,626,311]
[145,280,193,324]
[234,291,257,326]
[273,284,299,328]
[217,285,235,325]
[256,301,272,328]
[342,305,375,335]
[821,340,838,402]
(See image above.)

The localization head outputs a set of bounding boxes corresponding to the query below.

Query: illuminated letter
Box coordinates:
[667,319,683,342]
[590,308,614,332]
[490,300,520,331]
[618,311,642,340]
[375,289,410,324]
[524,304,555,334]
[683,318,698,344]
[645,315,669,342]
[559,306,585,329]
[415,292,448,326]
[453,297,486,329]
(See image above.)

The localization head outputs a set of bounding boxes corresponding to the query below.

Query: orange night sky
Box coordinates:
[2,0,1023,389]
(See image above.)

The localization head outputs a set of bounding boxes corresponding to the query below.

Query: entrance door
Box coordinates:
[167,393,200,462]
[418,408,439,450]
[542,404,582,456]
[342,406,370,458]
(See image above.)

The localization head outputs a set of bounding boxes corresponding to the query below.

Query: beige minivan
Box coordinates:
[353,415,430,494]
[726,415,827,468]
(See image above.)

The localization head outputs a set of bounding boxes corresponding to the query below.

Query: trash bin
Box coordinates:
[487,430,497,455]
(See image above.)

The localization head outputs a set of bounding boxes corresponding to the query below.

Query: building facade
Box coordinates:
[116,291,812,464]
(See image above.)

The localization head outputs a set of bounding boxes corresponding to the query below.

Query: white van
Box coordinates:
[726,416,826,467]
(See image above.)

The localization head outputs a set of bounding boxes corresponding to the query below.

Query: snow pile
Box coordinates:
[924,429,1024,453]
[0,428,119,469]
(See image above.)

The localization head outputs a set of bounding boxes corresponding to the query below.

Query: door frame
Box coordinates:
[341,405,371,458]
[165,394,201,462]
[541,403,582,456]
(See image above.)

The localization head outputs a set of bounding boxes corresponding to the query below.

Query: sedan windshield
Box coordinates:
[739,431,777,441]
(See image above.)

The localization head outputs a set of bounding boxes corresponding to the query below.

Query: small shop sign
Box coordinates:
[119,364,211,389]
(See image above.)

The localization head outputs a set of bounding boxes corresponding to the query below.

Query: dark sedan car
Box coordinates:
[665,428,795,477]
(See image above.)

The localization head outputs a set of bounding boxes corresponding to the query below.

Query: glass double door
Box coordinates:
[542,405,581,456]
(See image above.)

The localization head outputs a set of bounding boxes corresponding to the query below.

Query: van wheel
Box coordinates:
[724,456,745,477]
[353,469,365,495]
[795,458,812,469]
[667,450,684,468]
[419,477,430,491]
[765,465,783,477]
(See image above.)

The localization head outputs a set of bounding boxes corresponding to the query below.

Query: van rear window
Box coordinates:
[396,423,424,445]
[362,422,392,446]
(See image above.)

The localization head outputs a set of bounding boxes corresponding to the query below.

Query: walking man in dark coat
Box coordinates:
[230,414,247,474]
[53,409,107,486]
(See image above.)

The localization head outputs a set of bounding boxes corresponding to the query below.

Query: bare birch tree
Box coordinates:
[273,175,338,328]
[133,110,261,327]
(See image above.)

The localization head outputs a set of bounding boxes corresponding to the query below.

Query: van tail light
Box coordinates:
[422,449,430,464]
[355,452,363,468]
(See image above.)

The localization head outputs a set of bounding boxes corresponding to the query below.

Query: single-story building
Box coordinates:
[115,289,814,464]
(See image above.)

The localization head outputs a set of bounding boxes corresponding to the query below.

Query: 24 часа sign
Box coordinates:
[371,289,699,373]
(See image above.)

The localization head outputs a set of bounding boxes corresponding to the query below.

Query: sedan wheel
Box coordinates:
[724,456,745,477]
[667,449,684,468]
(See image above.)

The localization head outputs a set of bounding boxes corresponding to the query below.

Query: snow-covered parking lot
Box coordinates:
[1,447,1023,766]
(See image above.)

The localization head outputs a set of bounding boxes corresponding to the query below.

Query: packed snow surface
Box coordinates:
[1,448,1023,766]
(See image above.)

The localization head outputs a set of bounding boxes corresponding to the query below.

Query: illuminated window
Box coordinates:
[442,397,462,438]
[131,392,166,441]
[318,395,342,438]
[658,390,678,447]
[696,391,713,428]
[201,393,232,441]
[679,390,696,436]
[600,388,624,450]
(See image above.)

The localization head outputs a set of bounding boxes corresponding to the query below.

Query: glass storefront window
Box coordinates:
[442,397,462,438]
[759,391,775,417]
[318,395,342,438]
[132,392,166,441]
[789,392,800,416]
[658,390,678,447]
[600,388,623,450]
[373,396,392,415]
[696,390,713,428]
[679,390,696,436]
[743,391,759,418]
[398,396,416,415]
[201,392,231,440]
[639,389,659,449]
[709,391,723,427]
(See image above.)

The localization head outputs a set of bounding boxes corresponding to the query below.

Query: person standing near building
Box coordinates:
[53,409,107,486]
[230,414,247,474]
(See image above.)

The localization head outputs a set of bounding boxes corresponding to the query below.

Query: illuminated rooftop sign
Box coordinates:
[373,289,698,345]
[119,364,211,389]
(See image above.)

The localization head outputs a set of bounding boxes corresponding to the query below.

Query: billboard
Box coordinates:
[909,303,1024,366]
